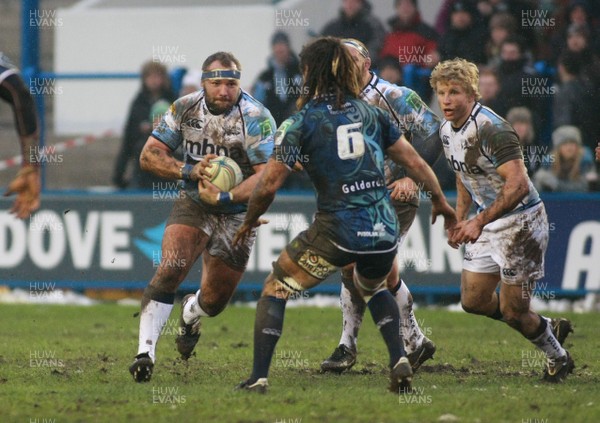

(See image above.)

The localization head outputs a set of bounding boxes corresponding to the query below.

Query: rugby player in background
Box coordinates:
[0,52,40,219]
[321,38,442,374]
[431,58,574,383]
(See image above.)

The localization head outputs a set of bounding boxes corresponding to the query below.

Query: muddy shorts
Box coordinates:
[463,202,548,285]
[166,196,256,271]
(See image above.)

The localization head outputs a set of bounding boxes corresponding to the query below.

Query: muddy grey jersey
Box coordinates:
[152,89,275,213]
[361,72,442,206]
[440,102,541,214]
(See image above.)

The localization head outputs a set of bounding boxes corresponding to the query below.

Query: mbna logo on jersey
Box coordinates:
[447,155,483,175]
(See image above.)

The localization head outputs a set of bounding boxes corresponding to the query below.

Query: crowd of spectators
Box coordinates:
[115,0,600,192]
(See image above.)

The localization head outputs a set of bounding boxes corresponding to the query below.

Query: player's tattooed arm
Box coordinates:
[234,158,291,245]
[139,136,185,180]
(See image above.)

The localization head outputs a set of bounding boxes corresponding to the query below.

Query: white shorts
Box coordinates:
[462,202,548,285]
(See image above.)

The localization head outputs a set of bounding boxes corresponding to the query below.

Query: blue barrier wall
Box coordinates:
[1,193,598,300]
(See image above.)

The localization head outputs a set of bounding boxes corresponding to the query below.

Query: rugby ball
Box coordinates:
[204,156,243,192]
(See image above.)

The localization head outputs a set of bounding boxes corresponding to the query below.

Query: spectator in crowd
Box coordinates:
[506,107,541,177]
[485,12,517,67]
[494,36,537,118]
[380,0,439,99]
[376,56,403,85]
[476,0,537,55]
[179,69,202,96]
[252,31,302,126]
[553,51,598,152]
[563,23,600,95]
[113,61,177,190]
[478,66,503,112]
[321,0,387,60]
[533,125,596,192]
[550,0,600,62]
[596,142,600,162]
[252,31,310,191]
[437,1,487,65]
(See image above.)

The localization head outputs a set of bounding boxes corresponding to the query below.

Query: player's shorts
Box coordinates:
[166,195,256,271]
[463,202,548,285]
[393,202,418,246]
[286,217,398,281]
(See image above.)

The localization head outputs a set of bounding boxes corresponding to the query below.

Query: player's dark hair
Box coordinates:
[202,52,242,71]
[297,37,361,110]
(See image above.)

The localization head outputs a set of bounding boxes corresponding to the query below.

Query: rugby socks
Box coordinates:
[528,314,566,360]
[338,281,366,351]
[137,286,175,362]
[393,279,425,354]
[368,290,405,368]
[250,296,287,382]
[182,289,210,324]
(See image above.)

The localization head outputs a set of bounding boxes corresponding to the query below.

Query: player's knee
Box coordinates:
[461,299,484,315]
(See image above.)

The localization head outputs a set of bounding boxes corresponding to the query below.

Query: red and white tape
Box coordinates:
[0,130,116,171]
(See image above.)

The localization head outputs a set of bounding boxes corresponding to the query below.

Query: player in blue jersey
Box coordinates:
[129,52,276,382]
[430,58,574,383]
[321,38,442,374]
[0,52,40,219]
[233,37,456,393]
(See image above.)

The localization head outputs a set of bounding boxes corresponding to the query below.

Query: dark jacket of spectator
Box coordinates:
[252,32,302,126]
[437,1,487,64]
[113,62,177,190]
[321,0,387,60]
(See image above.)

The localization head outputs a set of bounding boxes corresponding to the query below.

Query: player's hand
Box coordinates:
[197,178,221,205]
[190,154,219,181]
[388,177,418,202]
[4,166,41,219]
[292,162,304,172]
[431,199,457,229]
[233,218,269,246]
[448,218,483,246]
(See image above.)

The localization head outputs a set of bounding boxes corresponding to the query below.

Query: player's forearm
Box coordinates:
[455,177,472,221]
[139,143,183,180]
[406,158,445,206]
[230,171,263,204]
[244,178,276,225]
[475,177,528,227]
[20,134,39,166]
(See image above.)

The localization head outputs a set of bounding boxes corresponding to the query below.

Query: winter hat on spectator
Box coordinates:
[552,125,582,148]
[271,31,291,46]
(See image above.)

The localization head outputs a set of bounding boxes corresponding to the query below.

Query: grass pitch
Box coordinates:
[1,302,598,423]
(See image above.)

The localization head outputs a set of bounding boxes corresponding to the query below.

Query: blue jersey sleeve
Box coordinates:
[273,112,305,169]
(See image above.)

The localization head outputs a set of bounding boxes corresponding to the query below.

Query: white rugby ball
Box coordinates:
[204,156,243,192]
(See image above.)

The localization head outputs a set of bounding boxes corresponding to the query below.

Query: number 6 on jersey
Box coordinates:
[337,122,365,160]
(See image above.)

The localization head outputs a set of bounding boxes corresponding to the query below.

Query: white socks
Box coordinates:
[337,280,427,354]
[394,280,425,354]
[531,317,566,360]
[338,283,366,350]
[137,300,174,362]
[182,289,210,324]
